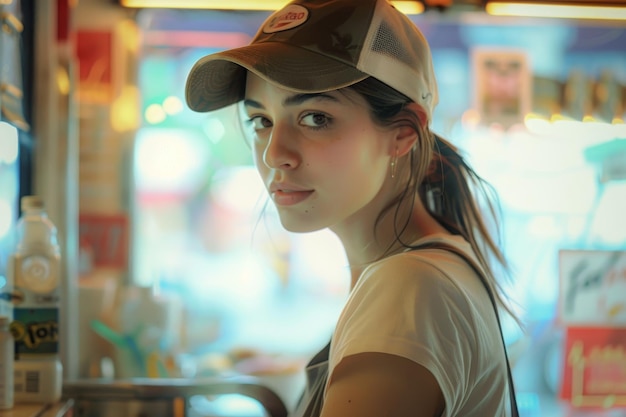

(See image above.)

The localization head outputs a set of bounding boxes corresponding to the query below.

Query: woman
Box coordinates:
[185,0,519,416]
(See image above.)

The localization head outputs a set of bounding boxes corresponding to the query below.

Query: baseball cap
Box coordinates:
[185,0,439,121]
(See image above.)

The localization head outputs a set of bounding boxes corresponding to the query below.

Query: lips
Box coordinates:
[270,183,314,206]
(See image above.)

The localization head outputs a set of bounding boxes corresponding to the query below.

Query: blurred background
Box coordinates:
[0,0,625,415]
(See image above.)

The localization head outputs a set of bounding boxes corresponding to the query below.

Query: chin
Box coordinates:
[278,215,326,234]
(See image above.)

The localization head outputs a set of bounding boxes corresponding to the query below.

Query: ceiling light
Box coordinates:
[486,2,626,20]
[119,0,424,14]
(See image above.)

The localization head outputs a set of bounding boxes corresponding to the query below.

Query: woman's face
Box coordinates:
[243,72,397,234]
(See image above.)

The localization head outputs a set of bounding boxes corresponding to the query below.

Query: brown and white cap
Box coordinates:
[185,0,439,121]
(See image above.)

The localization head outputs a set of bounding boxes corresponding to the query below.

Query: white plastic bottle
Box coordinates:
[9,196,63,403]
[0,316,14,409]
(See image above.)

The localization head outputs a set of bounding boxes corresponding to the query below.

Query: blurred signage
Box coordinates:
[79,214,129,269]
[471,48,531,127]
[76,30,114,103]
[584,139,626,184]
[559,250,626,326]
[560,326,626,408]
[559,250,626,409]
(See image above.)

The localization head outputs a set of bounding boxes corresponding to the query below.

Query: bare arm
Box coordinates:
[320,352,445,417]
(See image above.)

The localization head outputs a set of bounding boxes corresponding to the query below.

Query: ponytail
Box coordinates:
[423,135,514,315]
[347,77,514,316]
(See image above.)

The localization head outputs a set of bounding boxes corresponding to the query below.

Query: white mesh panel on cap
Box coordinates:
[356,0,439,121]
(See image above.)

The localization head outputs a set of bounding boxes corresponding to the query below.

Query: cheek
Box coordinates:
[344,131,389,176]
[252,146,270,181]
[326,135,388,191]
[252,139,267,165]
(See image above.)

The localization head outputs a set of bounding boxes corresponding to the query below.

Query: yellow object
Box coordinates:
[146,351,168,378]
[173,397,186,417]
[486,2,626,21]
[119,0,424,14]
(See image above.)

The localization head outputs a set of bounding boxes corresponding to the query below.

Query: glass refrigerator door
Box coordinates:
[0,122,20,319]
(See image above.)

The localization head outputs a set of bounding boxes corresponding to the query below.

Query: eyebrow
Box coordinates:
[243,92,340,109]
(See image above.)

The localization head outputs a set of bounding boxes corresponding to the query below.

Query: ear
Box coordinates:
[393,126,417,158]
[391,102,425,157]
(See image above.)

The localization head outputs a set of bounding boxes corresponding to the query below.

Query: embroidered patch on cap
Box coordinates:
[263,5,309,33]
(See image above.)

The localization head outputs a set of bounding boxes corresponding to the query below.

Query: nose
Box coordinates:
[262,122,299,170]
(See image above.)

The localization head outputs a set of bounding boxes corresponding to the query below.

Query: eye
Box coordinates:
[248,115,272,130]
[300,112,331,129]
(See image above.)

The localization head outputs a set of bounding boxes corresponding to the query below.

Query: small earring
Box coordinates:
[390,149,398,179]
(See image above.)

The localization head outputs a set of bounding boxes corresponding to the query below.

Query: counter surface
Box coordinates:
[0,401,73,417]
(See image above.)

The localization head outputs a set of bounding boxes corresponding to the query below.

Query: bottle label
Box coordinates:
[14,254,60,295]
[11,308,59,355]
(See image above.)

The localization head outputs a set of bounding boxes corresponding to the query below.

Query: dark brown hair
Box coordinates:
[347,77,515,314]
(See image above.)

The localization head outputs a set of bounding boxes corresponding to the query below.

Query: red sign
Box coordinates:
[79,214,129,269]
[76,30,113,103]
[560,326,626,408]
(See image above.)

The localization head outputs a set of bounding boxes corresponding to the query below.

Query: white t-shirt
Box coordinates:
[328,234,511,416]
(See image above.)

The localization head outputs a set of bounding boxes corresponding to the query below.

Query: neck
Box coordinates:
[332,195,451,289]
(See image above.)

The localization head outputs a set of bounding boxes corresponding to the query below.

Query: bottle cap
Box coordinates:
[21,196,45,211]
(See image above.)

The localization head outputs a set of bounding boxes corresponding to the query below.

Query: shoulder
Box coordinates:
[354,243,475,300]
[329,247,485,414]
[333,242,484,353]
[328,236,509,416]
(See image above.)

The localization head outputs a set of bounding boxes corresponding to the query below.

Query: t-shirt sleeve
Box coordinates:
[328,253,475,415]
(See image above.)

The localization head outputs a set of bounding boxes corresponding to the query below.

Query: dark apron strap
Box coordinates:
[414,242,520,417]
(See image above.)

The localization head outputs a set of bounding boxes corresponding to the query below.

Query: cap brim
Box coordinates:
[185,42,369,113]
